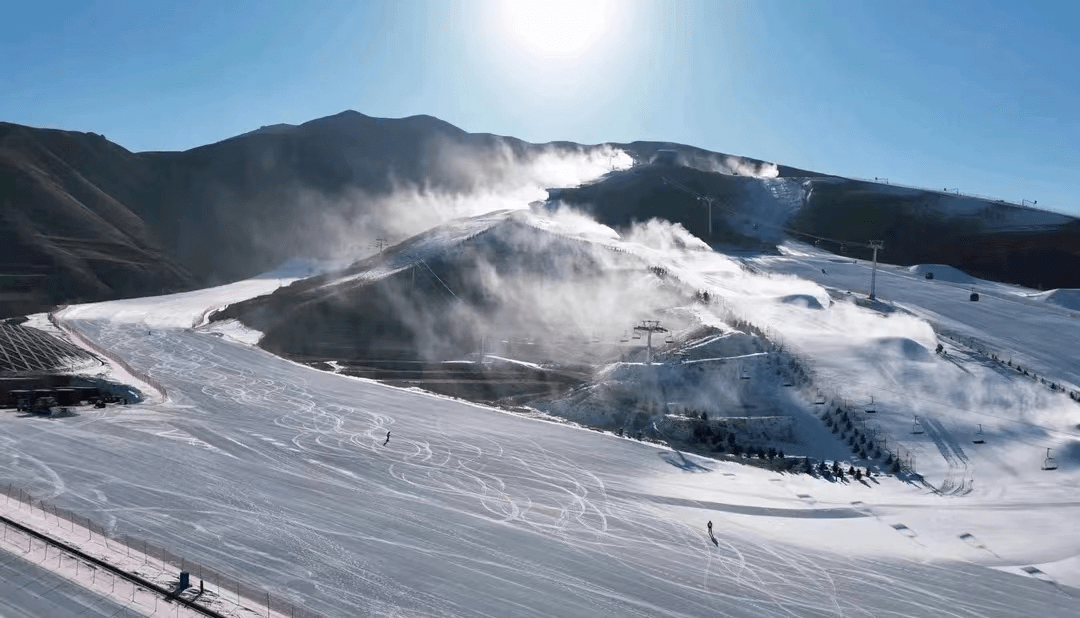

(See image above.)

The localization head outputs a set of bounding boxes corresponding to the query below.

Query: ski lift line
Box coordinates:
[662,174,888,251]
[821,373,1080,443]
[417,259,458,300]
[658,177,875,248]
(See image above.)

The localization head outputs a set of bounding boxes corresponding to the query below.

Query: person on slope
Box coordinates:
[383,430,390,446]
[707,520,713,534]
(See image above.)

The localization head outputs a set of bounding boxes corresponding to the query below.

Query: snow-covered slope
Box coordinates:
[1027,288,1080,312]
[5,208,1080,616]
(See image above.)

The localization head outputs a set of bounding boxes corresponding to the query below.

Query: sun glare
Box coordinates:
[499,0,617,60]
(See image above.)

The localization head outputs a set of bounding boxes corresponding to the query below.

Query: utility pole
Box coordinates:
[868,240,884,300]
[633,320,668,365]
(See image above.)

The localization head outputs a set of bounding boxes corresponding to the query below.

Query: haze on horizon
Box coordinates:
[3,0,1079,216]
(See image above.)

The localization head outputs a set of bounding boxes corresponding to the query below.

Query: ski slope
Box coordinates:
[767,243,1080,392]
[3,225,1080,615]
[0,318,1075,614]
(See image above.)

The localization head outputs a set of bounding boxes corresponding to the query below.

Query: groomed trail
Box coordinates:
[4,221,1080,616]
[0,315,1076,616]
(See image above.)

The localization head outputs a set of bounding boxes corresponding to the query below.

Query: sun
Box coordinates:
[499,0,618,61]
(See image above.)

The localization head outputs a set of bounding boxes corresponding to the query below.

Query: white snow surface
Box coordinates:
[906,263,978,284]
[3,215,1080,616]
[61,259,328,329]
[1027,288,1080,312]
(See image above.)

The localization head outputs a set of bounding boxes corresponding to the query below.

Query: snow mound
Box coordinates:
[906,264,977,284]
[1028,289,1080,312]
[200,318,265,345]
[872,337,934,362]
[776,294,825,310]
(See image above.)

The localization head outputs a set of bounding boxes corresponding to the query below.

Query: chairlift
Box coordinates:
[972,424,985,444]
[665,333,675,344]
[632,331,642,340]
[969,290,980,302]
[620,330,629,343]
[1043,448,1058,471]
[814,395,826,405]
[911,415,924,434]
[739,364,751,380]
[865,395,876,414]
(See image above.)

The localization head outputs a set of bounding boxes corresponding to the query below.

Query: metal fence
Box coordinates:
[846,176,1077,219]
[47,310,169,401]
[1,484,322,618]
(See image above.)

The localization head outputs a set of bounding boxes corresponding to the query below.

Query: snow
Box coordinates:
[906,263,978,284]
[200,318,265,346]
[3,221,1080,615]
[61,258,325,329]
[0,485,289,617]
[1027,288,1080,312]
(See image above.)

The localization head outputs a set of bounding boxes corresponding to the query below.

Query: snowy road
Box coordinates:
[0,549,139,617]
[1,320,1077,616]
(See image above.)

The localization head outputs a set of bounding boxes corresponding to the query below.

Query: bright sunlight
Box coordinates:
[499,0,618,60]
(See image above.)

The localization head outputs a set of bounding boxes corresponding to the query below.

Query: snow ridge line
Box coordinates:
[47,308,169,402]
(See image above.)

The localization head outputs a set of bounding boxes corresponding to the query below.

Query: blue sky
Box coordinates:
[3,0,1078,214]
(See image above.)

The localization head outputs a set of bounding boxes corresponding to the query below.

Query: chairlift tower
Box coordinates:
[868,240,884,300]
[375,237,388,252]
[633,320,668,365]
[697,196,714,237]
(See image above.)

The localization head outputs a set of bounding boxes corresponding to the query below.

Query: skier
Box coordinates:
[707,520,713,534]
[821,268,827,275]
[383,431,390,446]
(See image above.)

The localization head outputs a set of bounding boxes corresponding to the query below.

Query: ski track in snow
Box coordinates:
[0,318,1076,616]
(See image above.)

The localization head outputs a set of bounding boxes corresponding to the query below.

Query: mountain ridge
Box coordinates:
[2,111,1078,318]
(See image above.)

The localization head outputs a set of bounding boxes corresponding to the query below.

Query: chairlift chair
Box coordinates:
[739,364,751,380]
[665,333,674,344]
[972,424,985,444]
[1043,448,1058,470]
[632,331,642,340]
[620,330,629,343]
[865,395,876,414]
[911,416,925,434]
[969,290,980,301]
